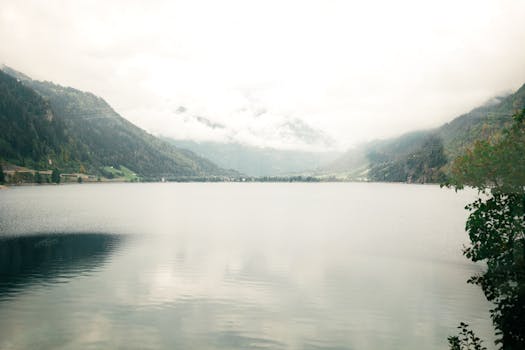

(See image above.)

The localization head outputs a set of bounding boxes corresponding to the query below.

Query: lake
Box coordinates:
[0,183,494,349]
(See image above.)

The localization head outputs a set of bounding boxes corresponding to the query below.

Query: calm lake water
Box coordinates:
[0,183,494,349]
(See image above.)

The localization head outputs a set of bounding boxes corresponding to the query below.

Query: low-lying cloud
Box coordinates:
[1,0,525,150]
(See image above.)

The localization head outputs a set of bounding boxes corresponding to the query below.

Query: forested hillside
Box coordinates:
[322,83,525,183]
[367,134,448,183]
[438,86,525,159]
[0,70,65,169]
[0,67,236,179]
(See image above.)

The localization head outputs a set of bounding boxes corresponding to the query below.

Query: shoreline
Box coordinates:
[0,180,445,188]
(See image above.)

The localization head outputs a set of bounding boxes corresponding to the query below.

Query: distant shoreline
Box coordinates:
[0,179,445,188]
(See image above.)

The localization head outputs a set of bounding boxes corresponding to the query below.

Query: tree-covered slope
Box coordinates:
[0,67,235,178]
[438,86,525,159]
[0,70,65,168]
[322,83,525,182]
[367,134,447,183]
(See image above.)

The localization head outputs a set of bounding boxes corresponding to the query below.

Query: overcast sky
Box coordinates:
[2,0,525,150]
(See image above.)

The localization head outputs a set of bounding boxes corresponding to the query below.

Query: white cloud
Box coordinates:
[1,0,525,150]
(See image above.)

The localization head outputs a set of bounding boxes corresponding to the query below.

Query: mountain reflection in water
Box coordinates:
[0,233,123,299]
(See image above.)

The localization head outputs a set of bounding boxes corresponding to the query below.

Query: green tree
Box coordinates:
[447,110,525,349]
[51,168,61,184]
[34,171,42,184]
[448,322,487,350]
[0,163,5,184]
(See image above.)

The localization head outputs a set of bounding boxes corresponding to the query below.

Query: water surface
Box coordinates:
[0,183,494,349]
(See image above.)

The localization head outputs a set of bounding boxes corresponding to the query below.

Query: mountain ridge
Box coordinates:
[320,83,525,182]
[0,66,237,180]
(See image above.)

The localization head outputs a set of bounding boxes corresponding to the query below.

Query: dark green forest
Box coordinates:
[0,70,66,168]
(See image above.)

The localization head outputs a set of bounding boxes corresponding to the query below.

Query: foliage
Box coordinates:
[51,168,60,184]
[34,171,42,184]
[449,110,525,193]
[448,110,525,349]
[448,323,487,350]
[0,163,4,184]
[0,70,66,169]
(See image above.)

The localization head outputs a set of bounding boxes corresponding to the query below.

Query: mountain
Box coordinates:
[164,139,341,177]
[0,66,236,179]
[322,83,525,182]
[0,69,66,168]
[437,88,524,159]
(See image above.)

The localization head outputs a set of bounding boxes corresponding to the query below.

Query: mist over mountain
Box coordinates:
[2,61,525,183]
[321,83,525,182]
[157,103,337,152]
[0,66,236,179]
[165,139,341,177]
